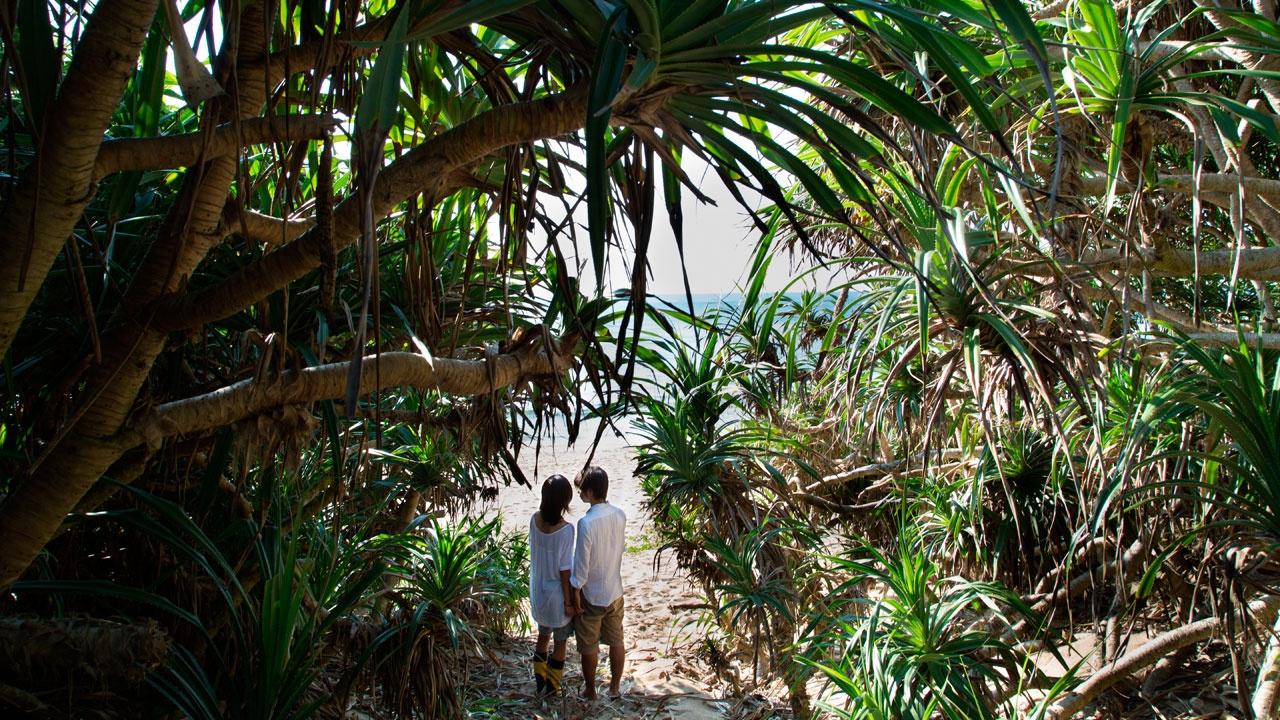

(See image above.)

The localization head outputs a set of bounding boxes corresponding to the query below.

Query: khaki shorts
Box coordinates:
[575,596,624,653]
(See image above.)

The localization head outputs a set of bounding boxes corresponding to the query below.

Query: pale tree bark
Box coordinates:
[152,85,591,332]
[0,0,160,360]
[1044,594,1280,719]
[224,206,316,247]
[1249,604,1280,717]
[94,115,338,178]
[1083,246,1280,284]
[0,0,279,591]
[1255,609,1280,720]
[125,337,576,447]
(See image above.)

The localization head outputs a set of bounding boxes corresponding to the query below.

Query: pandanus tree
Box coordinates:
[0,0,970,587]
[625,0,1280,717]
[0,0,1021,714]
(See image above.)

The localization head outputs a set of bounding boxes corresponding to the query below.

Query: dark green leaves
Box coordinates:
[355,0,413,141]
[404,0,538,40]
[14,0,60,131]
[586,7,631,289]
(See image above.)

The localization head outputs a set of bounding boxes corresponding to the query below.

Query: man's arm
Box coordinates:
[571,518,591,593]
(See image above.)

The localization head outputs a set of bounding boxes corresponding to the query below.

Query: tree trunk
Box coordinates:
[0,617,169,687]
[1254,610,1280,720]
[0,0,278,590]
[0,0,160,359]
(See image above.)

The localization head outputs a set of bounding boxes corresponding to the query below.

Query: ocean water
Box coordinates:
[524,289,826,450]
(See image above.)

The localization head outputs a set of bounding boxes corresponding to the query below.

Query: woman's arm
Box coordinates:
[559,569,576,616]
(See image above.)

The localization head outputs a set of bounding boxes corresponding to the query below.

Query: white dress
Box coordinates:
[529,514,575,629]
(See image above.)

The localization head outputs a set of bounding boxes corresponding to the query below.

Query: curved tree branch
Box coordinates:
[1069,172,1280,209]
[1044,594,1280,719]
[224,206,316,247]
[1082,245,1280,283]
[151,84,591,332]
[94,115,337,178]
[124,336,578,447]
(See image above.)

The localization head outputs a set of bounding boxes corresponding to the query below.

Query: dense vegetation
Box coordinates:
[2,0,1279,717]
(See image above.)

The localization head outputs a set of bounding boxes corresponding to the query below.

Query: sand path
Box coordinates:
[477,428,730,719]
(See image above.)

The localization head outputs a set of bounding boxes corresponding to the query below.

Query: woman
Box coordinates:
[529,474,577,698]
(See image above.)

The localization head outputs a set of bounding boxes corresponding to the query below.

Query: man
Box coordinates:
[570,465,627,700]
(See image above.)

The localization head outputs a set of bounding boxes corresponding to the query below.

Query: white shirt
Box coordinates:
[528,514,575,628]
[570,502,626,607]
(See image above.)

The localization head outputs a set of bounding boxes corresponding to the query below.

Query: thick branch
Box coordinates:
[1083,245,1280,283]
[94,115,337,178]
[1158,173,1280,209]
[225,206,316,247]
[1255,609,1280,720]
[1044,594,1280,719]
[253,4,463,89]
[805,449,964,494]
[152,85,590,331]
[1181,331,1280,348]
[1072,172,1280,209]
[0,617,169,688]
[0,0,160,360]
[125,337,576,445]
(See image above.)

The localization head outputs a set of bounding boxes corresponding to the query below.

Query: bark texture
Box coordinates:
[0,1,278,590]
[152,85,591,332]
[1254,610,1280,720]
[0,0,161,359]
[94,115,337,177]
[0,617,169,687]
[1084,244,1280,283]
[126,338,576,446]
[1044,594,1280,719]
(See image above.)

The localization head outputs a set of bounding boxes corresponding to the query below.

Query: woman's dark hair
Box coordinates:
[539,474,572,526]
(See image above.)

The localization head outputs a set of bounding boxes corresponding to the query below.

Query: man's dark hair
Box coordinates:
[581,466,609,500]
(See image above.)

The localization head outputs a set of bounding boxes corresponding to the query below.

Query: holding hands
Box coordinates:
[564,588,583,617]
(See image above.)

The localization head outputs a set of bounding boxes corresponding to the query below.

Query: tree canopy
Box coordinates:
[3,0,1280,717]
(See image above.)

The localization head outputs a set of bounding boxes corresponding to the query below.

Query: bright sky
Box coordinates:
[551,152,837,298]
[623,159,787,296]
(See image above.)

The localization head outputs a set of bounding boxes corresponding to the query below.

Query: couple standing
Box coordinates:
[528,466,627,701]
